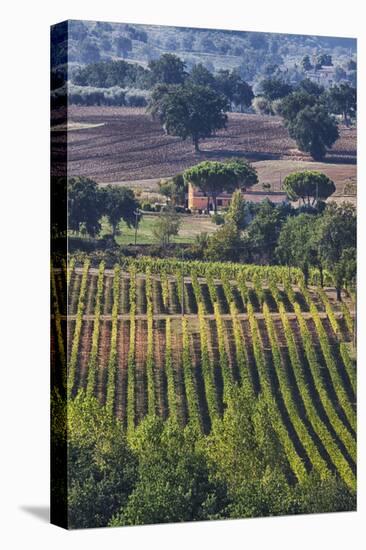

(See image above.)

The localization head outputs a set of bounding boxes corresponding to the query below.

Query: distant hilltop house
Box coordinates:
[187,183,288,212]
[306,66,336,88]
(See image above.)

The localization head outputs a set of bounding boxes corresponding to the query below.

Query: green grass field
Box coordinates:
[99,214,218,245]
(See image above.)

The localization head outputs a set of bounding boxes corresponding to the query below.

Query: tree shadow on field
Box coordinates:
[200,149,281,161]
[20,505,50,523]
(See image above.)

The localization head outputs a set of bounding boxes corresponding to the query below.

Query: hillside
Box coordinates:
[52,19,356,86]
[51,258,356,489]
[52,106,356,195]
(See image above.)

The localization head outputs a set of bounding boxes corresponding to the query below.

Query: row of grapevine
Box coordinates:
[316,287,342,339]
[127,266,136,436]
[161,270,170,312]
[120,256,305,286]
[218,269,254,395]
[67,260,90,398]
[181,317,202,432]
[66,257,75,291]
[190,269,220,424]
[246,301,308,483]
[272,286,356,489]
[105,265,120,414]
[164,318,178,423]
[205,273,234,400]
[86,262,105,398]
[292,300,356,462]
[341,301,355,335]
[263,302,332,481]
[51,263,66,390]
[317,285,355,342]
[145,268,156,416]
[300,283,356,433]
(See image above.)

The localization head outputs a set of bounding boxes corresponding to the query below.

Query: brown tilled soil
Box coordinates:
[52,107,356,191]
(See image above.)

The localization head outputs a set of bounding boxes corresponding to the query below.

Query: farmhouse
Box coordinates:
[187,183,288,212]
[306,66,336,88]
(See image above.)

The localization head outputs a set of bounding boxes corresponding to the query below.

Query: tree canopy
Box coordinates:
[152,206,181,245]
[215,69,254,111]
[225,189,250,230]
[317,202,356,299]
[148,53,187,85]
[205,222,242,262]
[327,83,356,125]
[67,177,138,239]
[149,83,229,151]
[158,173,187,206]
[67,177,103,237]
[276,213,320,285]
[259,78,293,101]
[283,171,336,206]
[286,104,339,160]
[100,185,139,236]
[245,199,288,263]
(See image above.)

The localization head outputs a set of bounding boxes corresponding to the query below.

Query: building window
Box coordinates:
[217,199,222,206]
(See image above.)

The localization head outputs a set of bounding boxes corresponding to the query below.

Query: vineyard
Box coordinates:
[51,257,356,490]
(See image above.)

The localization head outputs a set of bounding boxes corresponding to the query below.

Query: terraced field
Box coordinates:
[51,258,356,489]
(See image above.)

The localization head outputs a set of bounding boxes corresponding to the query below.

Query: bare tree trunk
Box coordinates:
[319,265,324,288]
[336,286,342,301]
[193,136,200,152]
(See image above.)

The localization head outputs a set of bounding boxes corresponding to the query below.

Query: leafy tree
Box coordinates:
[148,53,187,85]
[286,104,339,160]
[69,20,88,41]
[152,206,181,245]
[225,189,250,230]
[204,389,291,517]
[327,83,356,125]
[205,389,287,490]
[259,78,293,101]
[205,222,242,262]
[293,472,356,514]
[297,79,325,97]
[100,185,139,237]
[184,160,257,212]
[111,417,227,526]
[158,173,187,205]
[67,394,137,529]
[317,202,356,299]
[67,177,103,237]
[188,232,211,259]
[301,55,312,71]
[276,213,320,286]
[277,90,317,120]
[347,59,356,71]
[283,171,336,206]
[246,200,288,262]
[149,83,229,151]
[79,40,100,63]
[72,59,149,88]
[114,36,132,58]
[188,63,216,89]
[215,70,254,111]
